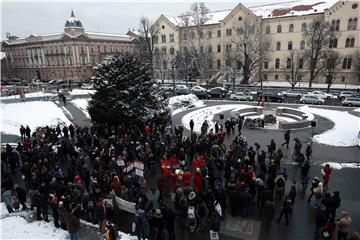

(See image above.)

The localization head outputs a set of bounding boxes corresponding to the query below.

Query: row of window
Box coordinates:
[276,38,356,51]
[262,57,353,70]
[262,74,349,82]
[266,18,358,34]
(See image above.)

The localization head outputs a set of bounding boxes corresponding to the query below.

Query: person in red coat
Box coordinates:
[322,164,332,189]
[169,154,178,168]
[161,158,168,177]
[194,168,203,193]
[182,168,192,187]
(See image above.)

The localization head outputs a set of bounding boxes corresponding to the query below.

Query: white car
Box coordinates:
[230,92,253,101]
[308,91,333,100]
[281,90,303,98]
[81,83,94,90]
[191,86,206,92]
[300,94,325,105]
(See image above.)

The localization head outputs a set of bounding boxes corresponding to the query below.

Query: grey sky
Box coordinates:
[1,1,279,40]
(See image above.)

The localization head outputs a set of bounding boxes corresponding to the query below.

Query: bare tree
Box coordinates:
[353,50,360,83]
[321,50,343,93]
[231,20,269,84]
[282,50,304,90]
[139,16,159,75]
[303,18,336,88]
[153,49,172,83]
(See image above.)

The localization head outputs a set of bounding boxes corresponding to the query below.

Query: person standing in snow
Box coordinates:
[67,202,81,240]
[189,119,194,134]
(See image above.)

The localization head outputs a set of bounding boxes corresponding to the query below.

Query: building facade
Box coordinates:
[153,0,360,85]
[1,10,138,81]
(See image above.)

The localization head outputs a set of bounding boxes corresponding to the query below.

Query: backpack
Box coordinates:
[277,177,285,188]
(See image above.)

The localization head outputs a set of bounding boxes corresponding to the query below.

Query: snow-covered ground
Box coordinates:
[181,104,254,133]
[80,220,138,240]
[168,94,205,116]
[1,101,71,136]
[299,106,360,147]
[1,215,68,240]
[321,162,360,170]
[0,91,56,100]
[253,81,359,89]
[354,108,360,112]
[69,89,95,96]
[72,99,90,118]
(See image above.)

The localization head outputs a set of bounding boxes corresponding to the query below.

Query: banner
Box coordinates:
[126,162,134,173]
[135,168,144,177]
[134,160,144,170]
[115,196,136,213]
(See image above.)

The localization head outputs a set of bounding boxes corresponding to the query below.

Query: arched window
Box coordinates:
[348,18,357,30]
[300,40,305,50]
[265,26,270,34]
[336,20,340,31]
[277,25,282,33]
[299,58,304,69]
[217,45,221,53]
[286,58,291,68]
[275,58,280,69]
[276,42,281,50]
[342,58,352,69]
[264,60,269,69]
[301,23,307,31]
[350,38,355,47]
[329,38,338,48]
[275,74,279,80]
[208,45,212,53]
[288,41,293,50]
[289,24,294,32]
[217,30,221,37]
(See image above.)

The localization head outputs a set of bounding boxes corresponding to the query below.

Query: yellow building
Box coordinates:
[154,0,360,85]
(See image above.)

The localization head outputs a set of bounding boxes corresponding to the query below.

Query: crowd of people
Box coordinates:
[1,118,358,240]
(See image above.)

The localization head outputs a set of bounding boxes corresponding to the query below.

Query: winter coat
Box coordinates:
[58,207,68,224]
[15,186,27,203]
[263,200,275,219]
[2,190,12,207]
[182,171,192,187]
[338,215,352,233]
[110,178,121,196]
[95,202,106,221]
[67,213,80,233]
[194,173,202,193]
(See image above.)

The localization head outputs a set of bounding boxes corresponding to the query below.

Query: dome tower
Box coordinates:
[64,9,85,36]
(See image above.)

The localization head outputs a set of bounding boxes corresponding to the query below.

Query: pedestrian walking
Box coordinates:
[281,130,291,149]
[337,211,352,240]
[321,164,332,190]
[276,196,292,225]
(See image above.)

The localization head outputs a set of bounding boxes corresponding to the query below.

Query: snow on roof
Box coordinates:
[164,0,338,26]
[248,0,338,19]
[164,9,232,27]
[85,31,134,41]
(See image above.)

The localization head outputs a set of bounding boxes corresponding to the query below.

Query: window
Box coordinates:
[276,42,281,51]
[345,38,355,47]
[161,35,166,43]
[265,26,270,34]
[263,74,268,81]
[153,36,158,44]
[200,46,203,54]
[208,31,212,38]
[208,45,212,53]
[226,29,232,36]
[217,30,221,37]
[225,44,232,52]
[342,58,352,69]
[183,47,188,53]
[286,58,291,68]
[336,20,340,31]
[299,58,304,69]
[353,3,358,9]
[183,33,187,40]
[275,58,280,69]
[348,18,358,30]
[286,75,290,81]
[300,40,305,50]
[288,41,293,50]
[170,47,175,55]
[277,25,282,33]
[301,23,307,32]
[209,60,213,69]
[191,32,195,39]
[289,24,294,32]
[217,59,221,69]
[226,59,231,67]
[217,44,221,53]
[264,60,269,69]
[199,31,203,39]
[154,48,159,55]
[329,38,338,48]
[275,74,279,80]
[169,34,174,42]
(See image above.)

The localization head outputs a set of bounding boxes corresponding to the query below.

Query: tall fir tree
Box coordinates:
[88,54,170,126]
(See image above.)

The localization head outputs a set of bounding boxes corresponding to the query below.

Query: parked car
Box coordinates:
[337,91,357,100]
[281,90,303,98]
[175,85,191,95]
[206,87,226,98]
[191,85,207,98]
[300,94,325,105]
[160,85,173,91]
[260,91,284,102]
[230,91,253,101]
[308,90,334,99]
[81,83,94,90]
[342,97,360,107]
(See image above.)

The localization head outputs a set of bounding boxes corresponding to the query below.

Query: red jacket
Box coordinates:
[194,173,202,193]
[322,166,332,182]
[169,156,178,167]
[182,171,192,186]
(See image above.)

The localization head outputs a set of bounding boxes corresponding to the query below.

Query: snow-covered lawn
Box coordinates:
[72,99,90,118]
[181,104,254,133]
[299,106,360,147]
[1,215,68,240]
[0,91,56,100]
[1,101,71,136]
[354,108,360,112]
[69,89,95,96]
[168,94,205,116]
[321,162,360,170]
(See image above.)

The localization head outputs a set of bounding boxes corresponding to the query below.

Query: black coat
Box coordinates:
[15,186,27,202]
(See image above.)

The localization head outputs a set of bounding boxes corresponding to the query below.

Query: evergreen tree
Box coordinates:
[88,54,170,126]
